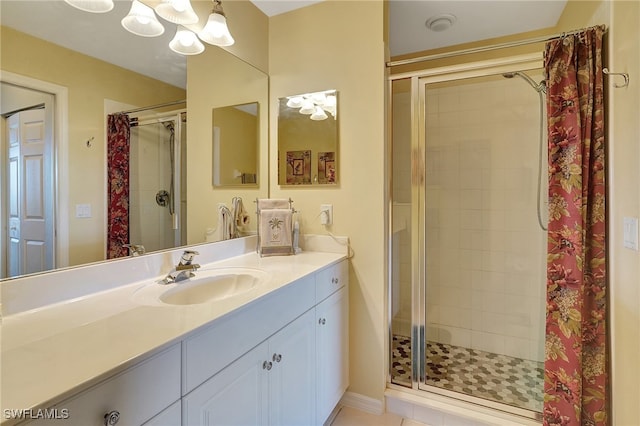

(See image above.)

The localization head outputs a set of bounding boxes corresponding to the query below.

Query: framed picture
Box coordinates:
[286,150,311,184]
[318,151,336,184]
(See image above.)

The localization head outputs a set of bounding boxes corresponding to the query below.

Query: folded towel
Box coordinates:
[257,198,290,210]
[259,208,293,256]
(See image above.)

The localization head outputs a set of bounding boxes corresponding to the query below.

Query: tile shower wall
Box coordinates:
[424,75,546,362]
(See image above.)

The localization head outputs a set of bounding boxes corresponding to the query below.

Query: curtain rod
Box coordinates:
[115,99,186,115]
[386,25,607,68]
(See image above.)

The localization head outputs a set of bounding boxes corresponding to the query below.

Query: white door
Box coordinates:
[5,108,54,276]
[269,309,316,426]
[316,287,349,424]
[182,341,269,426]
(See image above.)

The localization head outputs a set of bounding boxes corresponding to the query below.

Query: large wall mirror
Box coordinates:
[0,0,269,280]
[278,90,338,185]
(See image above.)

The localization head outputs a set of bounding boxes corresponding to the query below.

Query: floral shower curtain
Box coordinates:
[543,26,608,425]
[107,113,130,259]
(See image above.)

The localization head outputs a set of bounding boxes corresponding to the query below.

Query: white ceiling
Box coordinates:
[0,0,567,89]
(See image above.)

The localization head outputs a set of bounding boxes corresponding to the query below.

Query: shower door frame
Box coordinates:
[388,53,544,420]
[130,110,186,249]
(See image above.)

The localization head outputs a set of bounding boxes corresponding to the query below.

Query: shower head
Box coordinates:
[502,71,547,94]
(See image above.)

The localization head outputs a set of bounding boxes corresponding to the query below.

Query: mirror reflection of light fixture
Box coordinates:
[286,96,304,108]
[122,0,165,37]
[198,0,235,46]
[155,0,198,25]
[169,26,204,55]
[310,106,328,121]
[299,99,315,115]
[284,90,337,121]
[64,0,114,13]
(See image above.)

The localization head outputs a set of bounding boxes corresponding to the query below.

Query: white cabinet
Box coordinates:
[182,341,270,426]
[23,258,348,426]
[27,344,181,426]
[143,401,181,426]
[183,309,316,426]
[268,309,316,426]
[316,286,349,425]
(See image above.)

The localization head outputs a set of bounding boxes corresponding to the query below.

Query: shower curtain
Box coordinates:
[543,26,608,426]
[107,113,130,259]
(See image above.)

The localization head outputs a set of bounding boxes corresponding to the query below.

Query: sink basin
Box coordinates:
[132,268,269,306]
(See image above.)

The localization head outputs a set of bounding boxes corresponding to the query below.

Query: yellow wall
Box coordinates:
[610,1,640,424]
[213,105,258,184]
[0,26,185,266]
[269,1,387,402]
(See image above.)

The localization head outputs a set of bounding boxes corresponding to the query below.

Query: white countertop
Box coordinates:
[1,248,346,418]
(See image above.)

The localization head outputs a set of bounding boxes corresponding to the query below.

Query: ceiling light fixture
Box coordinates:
[155,0,198,25]
[64,0,114,13]
[122,0,165,37]
[198,0,235,46]
[425,14,457,32]
[169,26,205,55]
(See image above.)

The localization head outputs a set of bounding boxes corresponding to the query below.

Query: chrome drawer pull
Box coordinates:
[104,410,120,426]
[319,318,326,325]
[272,353,282,363]
[263,361,273,370]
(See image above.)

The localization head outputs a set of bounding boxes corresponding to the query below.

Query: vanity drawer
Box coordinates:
[182,274,315,395]
[28,344,181,426]
[316,260,348,303]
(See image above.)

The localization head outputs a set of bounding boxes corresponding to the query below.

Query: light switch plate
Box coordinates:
[623,217,639,251]
[75,203,92,218]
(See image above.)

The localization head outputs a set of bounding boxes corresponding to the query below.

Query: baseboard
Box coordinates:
[339,391,385,415]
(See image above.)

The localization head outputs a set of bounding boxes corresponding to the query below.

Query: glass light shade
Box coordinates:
[169,27,204,55]
[64,0,114,13]
[311,92,327,105]
[310,106,328,121]
[299,99,315,115]
[198,12,234,46]
[121,0,165,37]
[155,0,198,24]
[286,97,304,108]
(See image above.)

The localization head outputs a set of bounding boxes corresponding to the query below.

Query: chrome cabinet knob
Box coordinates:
[331,277,340,284]
[272,353,282,363]
[104,410,120,426]
[319,318,326,325]
[263,361,273,370]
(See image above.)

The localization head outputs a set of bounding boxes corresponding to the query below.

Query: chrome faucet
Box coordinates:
[161,250,200,284]
[123,244,145,256]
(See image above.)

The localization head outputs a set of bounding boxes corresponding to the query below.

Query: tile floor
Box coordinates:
[391,335,544,412]
[331,405,430,426]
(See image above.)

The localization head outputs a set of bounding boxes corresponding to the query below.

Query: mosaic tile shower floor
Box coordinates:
[391,335,544,412]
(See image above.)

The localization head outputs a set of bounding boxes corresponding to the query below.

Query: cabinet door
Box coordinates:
[316,286,349,425]
[268,309,316,426]
[143,401,181,425]
[182,341,269,426]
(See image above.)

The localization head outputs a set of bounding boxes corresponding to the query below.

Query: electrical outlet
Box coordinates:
[320,204,333,225]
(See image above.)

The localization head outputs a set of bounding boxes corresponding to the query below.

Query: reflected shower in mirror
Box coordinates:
[278,90,338,185]
[212,102,259,186]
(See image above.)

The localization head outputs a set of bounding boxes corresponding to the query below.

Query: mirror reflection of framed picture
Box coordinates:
[286,150,311,184]
[318,151,336,184]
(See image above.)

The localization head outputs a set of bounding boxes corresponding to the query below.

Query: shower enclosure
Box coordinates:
[128,110,187,252]
[389,61,547,418]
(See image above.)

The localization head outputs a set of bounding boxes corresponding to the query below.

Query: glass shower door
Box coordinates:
[390,67,546,419]
[129,113,185,252]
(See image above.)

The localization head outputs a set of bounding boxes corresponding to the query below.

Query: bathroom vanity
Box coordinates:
[1,236,349,426]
